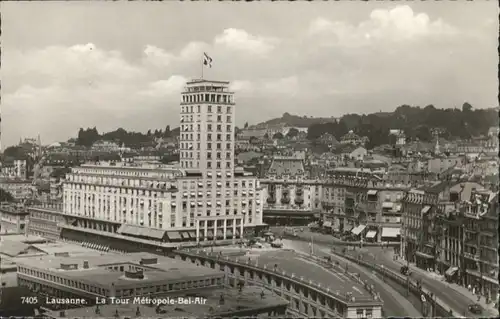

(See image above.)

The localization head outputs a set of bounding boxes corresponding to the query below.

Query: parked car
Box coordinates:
[400,265,412,276]
[468,303,482,314]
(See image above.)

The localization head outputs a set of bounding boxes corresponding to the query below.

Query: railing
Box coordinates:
[330,250,465,318]
[29,203,64,212]
[178,249,382,306]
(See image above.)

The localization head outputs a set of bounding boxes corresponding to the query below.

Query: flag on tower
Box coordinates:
[203,52,213,68]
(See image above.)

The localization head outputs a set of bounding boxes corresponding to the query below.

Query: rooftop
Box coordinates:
[16,252,224,288]
[226,249,370,301]
[44,286,287,318]
[0,234,48,244]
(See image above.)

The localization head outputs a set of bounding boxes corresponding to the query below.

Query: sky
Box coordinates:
[1,1,498,147]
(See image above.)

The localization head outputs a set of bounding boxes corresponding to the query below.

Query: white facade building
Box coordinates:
[62,79,264,243]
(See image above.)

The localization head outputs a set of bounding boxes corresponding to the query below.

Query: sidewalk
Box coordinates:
[384,250,499,317]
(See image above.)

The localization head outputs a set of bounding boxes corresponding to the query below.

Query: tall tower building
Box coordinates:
[179,80,235,172]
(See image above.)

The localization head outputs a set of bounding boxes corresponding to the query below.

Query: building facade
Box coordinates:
[59,79,264,245]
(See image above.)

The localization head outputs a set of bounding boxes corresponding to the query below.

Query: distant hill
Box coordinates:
[252,103,497,149]
[255,112,337,128]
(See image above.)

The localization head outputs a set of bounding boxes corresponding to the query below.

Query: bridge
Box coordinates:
[174,249,383,318]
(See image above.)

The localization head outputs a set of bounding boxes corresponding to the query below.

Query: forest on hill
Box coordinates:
[304,103,497,149]
[75,126,180,148]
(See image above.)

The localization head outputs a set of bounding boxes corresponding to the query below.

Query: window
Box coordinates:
[207,134,212,140]
[216,152,221,159]
[197,105,200,112]
[227,115,231,122]
[217,162,221,169]
[226,162,231,168]
[208,124,212,131]
[208,105,212,113]
[207,162,212,168]
[227,106,231,113]
[217,106,222,113]
[217,125,222,131]
[217,134,221,141]
[226,125,231,131]
[226,152,231,159]
[207,143,212,149]
[226,134,231,141]
[207,152,212,159]
[217,143,221,150]
[217,115,222,122]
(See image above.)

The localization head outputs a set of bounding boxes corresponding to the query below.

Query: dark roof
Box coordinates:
[268,158,305,176]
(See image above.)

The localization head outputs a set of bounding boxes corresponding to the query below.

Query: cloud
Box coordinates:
[308,5,457,46]
[1,4,496,147]
[214,28,278,55]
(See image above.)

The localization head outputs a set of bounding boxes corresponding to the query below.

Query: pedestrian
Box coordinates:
[473,287,476,295]
[468,284,472,292]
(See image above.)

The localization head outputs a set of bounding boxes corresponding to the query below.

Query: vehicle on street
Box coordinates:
[271,241,283,248]
[400,265,412,276]
[467,303,482,314]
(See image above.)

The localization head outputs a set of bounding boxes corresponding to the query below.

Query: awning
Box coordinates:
[188,231,196,238]
[382,202,394,209]
[445,266,459,277]
[206,230,214,239]
[352,225,366,235]
[167,231,182,240]
[216,230,224,238]
[118,224,166,239]
[367,190,378,196]
[344,224,354,232]
[415,251,434,259]
[365,231,377,239]
[382,227,400,237]
[421,205,431,214]
[323,221,332,227]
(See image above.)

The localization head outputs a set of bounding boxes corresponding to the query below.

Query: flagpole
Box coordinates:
[201,58,204,80]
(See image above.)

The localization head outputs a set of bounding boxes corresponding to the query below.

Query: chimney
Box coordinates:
[83,261,89,269]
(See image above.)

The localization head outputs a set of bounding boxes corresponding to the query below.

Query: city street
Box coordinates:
[343,246,498,318]
[281,240,422,317]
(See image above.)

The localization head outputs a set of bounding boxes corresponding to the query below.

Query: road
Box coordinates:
[343,246,491,317]
[270,227,495,317]
[282,240,421,317]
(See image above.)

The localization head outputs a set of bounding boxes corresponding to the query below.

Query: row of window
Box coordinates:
[181,114,232,124]
[66,176,174,190]
[72,168,173,179]
[180,160,232,169]
[180,104,232,113]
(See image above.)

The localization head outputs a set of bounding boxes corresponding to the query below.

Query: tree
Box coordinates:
[0,188,14,202]
[249,136,258,144]
[244,122,249,129]
[147,129,152,136]
[3,146,27,159]
[462,102,473,112]
[164,125,171,137]
[272,132,284,140]
[286,128,299,139]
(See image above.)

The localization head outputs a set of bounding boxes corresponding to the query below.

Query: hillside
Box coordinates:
[257,112,337,128]
[307,103,497,149]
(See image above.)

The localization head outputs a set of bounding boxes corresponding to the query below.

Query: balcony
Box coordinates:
[281,197,290,204]
[266,197,276,204]
[294,197,304,205]
[463,252,480,261]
